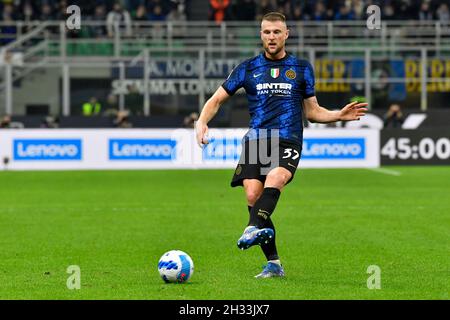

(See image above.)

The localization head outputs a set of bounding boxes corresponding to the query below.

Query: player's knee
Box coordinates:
[266,169,291,188]
[246,189,262,206]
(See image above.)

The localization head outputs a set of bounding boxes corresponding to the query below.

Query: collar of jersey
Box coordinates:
[261,51,290,62]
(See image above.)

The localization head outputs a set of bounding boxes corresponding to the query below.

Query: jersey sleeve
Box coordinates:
[302,61,315,99]
[221,61,246,96]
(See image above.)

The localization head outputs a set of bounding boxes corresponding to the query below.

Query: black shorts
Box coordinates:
[230,138,302,187]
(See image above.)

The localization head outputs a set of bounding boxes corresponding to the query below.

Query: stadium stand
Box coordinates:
[1,0,450,127]
[1,1,449,23]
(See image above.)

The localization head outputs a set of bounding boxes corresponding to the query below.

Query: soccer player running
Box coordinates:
[195,12,367,278]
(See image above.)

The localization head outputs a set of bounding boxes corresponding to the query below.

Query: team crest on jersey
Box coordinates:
[270,68,280,78]
[285,69,296,80]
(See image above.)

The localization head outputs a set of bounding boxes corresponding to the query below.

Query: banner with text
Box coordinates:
[0,129,379,170]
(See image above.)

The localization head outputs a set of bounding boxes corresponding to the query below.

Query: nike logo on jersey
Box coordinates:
[253,73,263,78]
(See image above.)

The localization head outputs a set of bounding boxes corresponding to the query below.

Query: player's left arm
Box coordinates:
[302,96,368,123]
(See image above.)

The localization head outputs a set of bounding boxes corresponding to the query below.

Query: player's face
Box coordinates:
[260,20,289,58]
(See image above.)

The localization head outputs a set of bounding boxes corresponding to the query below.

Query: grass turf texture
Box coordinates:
[0,167,449,300]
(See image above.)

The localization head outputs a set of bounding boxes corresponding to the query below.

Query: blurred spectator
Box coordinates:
[19,1,37,23]
[55,0,69,21]
[436,3,449,24]
[134,4,148,21]
[418,0,433,21]
[82,97,102,116]
[2,156,9,169]
[40,115,59,128]
[106,2,132,37]
[382,3,396,20]
[291,4,308,21]
[147,0,171,20]
[209,0,231,24]
[167,0,188,21]
[325,6,335,20]
[256,0,276,20]
[106,93,119,111]
[183,112,199,128]
[334,4,355,20]
[148,4,167,21]
[395,0,415,20]
[286,0,310,21]
[275,0,290,17]
[1,4,18,45]
[0,114,11,128]
[352,0,365,20]
[1,3,18,20]
[90,4,108,37]
[124,0,145,13]
[383,104,404,128]
[113,110,133,128]
[233,0,256,21]
[40,3,56,21]
[310,1,327,21]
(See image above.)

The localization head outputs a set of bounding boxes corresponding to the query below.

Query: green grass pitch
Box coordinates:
[0,167,449,300]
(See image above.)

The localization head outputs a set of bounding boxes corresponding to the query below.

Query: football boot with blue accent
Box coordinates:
[254,262,285,278]
[237,226,274,250]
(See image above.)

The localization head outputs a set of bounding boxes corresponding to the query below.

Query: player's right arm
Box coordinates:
[196,86,230,146]
[196,60,246,147]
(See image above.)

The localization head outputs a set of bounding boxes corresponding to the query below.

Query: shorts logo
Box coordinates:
[285,69,296,79]
[235,165,242,175]
[270,68,279,78]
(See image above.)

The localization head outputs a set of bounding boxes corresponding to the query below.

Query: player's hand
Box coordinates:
[195,120,209,147]
[339,101,368,121]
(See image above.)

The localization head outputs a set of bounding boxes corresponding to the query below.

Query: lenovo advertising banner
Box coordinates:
[0,129,379,170]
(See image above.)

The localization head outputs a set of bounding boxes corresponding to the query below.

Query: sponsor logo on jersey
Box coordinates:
[285,69,296,79]
[109,139,176,160]
[302,138,366,159]
[13,139,82,160]
[256,82,292,96]
[270,68,280,78]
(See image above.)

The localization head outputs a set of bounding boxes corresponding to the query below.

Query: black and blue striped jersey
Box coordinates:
[222,52,315,144]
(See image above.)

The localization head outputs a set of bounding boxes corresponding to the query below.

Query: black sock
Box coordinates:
[248,206,279,261]
[248,187,281,228]
[247,205,253,226]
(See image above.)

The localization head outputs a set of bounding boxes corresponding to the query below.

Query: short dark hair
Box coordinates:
[261,12,286,23]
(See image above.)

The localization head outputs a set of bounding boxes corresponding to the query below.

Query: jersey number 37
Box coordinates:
[282,148,300,160]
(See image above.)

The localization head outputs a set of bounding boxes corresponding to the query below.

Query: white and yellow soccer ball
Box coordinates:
[157,250,194,283]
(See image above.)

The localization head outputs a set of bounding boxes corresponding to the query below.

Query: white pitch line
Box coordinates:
[366,167,402,176]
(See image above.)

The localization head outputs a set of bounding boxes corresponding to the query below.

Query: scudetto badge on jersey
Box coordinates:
[270,68,280,78]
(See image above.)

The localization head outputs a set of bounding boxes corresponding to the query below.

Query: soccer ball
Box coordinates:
[157,250,194,283]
